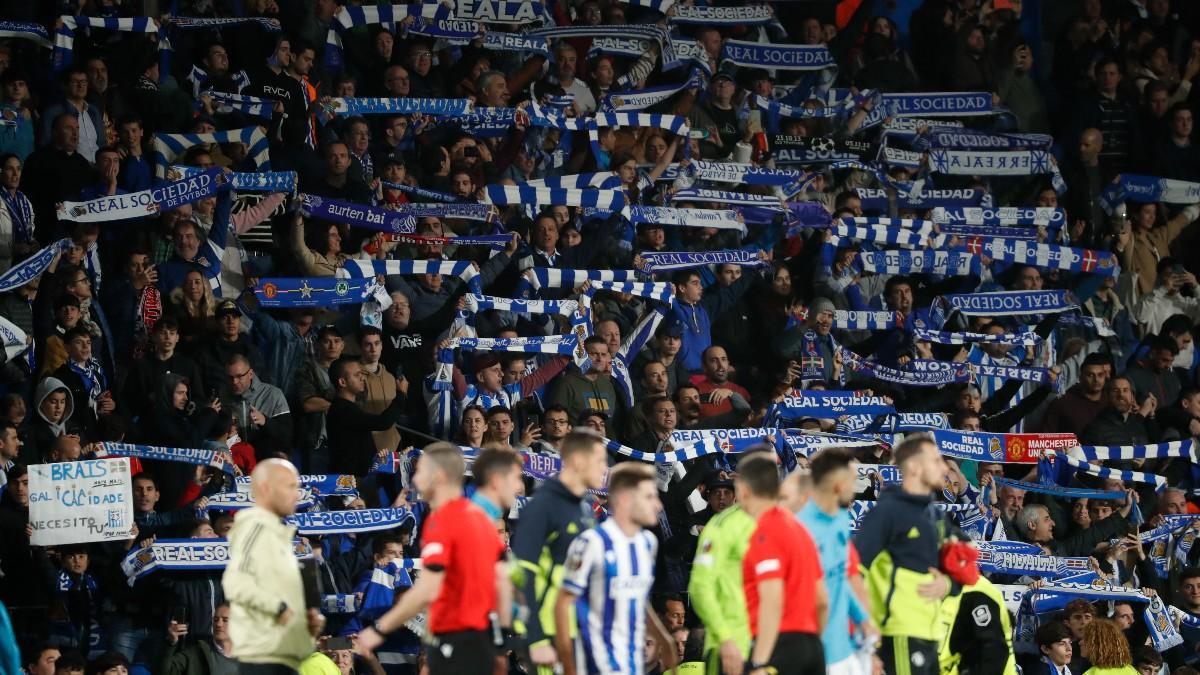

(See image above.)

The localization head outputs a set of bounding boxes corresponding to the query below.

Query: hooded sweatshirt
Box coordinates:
[28,376,79,465]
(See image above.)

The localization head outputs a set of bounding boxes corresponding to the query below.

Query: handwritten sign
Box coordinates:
[29,458,134,546]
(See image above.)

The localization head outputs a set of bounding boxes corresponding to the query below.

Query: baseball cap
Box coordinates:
[705,472,734,491]
[215,299,241,318]
[711,71,735,84]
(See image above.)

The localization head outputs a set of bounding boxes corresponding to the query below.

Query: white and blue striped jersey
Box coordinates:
[561,519,658,675]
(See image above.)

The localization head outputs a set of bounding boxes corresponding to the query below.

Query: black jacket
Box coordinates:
[326,393,407,475]
[509,477,596,645]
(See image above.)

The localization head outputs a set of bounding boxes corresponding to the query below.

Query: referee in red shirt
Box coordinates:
[356,442,513,674]
[737,450,828,675]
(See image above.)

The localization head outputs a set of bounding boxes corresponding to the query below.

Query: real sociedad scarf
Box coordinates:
[381,181,464,203]
[925,149,1066,193]
[769,392,895,421]
[408,17,483,42]
[388,233,510,248]
[602,71,703,112]
[338,260,481,293]
[55,16,159,71]
[675,160,806,188]
[637,249,765,273]
[327,97,473,117]
[932,430,1078,464]
[605,435,766,464]
[1055,451,1168,489]
[720,39,833,70]
[586,280,675,304]
[481,30,551,56]
[299,193,416,234]
[171,16,282,31]
[829,222,929,248]
[447,0,548,23]
[960,237,1119,276]
[202,91,272,118]
[449,335,580,355]
[855,187,988,211]
[254,277,370,308]
[832,310,898,331]
[94,442,234,474]
[518,268,641,297]
[849,499,976,531]
[0,238,70,293]
[322,594,359,614]
[913,327,1043,346]
[839,348,965,387]
[905,359,1052,386]
[839,412,950,434]
[169,166,295,192]
[285,507,414,534]
[235,474,357,496]
[937,222,1039,240]
[976,540,1091,578]
[857,249,980,276]
[1031,582,1182,651]
[121,538,312,585]
[938,290,1077,317]
[671,188,781,208]
[153,127,270,177]
[909,128,1053,151]
[1100,174,1200,212]
[671,4,773,24]
[58,169,229,223]
[0,189,34,245]
[208,488,317,511]
[628,207,745,232]
[772,135,876,159]
[0,21,51,47]
[383,202,494,222]
[933,206,1066,228]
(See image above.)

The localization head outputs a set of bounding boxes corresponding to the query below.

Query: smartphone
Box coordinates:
[326,636,353,651]
[462,146,479,158]
[171,606,187,625]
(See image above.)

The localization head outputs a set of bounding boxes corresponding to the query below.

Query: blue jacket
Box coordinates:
[670,271,757,372]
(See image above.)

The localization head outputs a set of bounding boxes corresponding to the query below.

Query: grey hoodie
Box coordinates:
[34,376,75,437]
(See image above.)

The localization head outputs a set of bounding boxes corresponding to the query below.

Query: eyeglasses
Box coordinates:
[228,369,251,381]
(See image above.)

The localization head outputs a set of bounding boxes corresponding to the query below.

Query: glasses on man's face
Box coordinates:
[228,369,251,381]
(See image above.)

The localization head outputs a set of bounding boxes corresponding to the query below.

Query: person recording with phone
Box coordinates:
[1133,257,1200,337]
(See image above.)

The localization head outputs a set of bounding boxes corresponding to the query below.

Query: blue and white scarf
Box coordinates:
[909,128,1053,151]
[449,335,580,355]
[1031,582,1182,651]
[519,268,641,294]
[924,149,1066,193]
[931,430,1078,464]
[671,188,782,208]
[1075,439,1193,461]
[235,474,358,496]
[481,31,551,56]
[171,16,283,31]
[1054,451,1167,490]
[933,206,1065,228]
[938,290,1077,317]
[300,193,416,234]
[0,21,51,48]
[380,182,464,204]
[668,160,806,188]
[584,280,675,304]
[831,310,897,331]
[977,540,1091,578]
[637,249,765,274]
[0,238,70,293]
[327,97,473,117]
[878,92,995,118]
[254,277,371,308]
[170,166,296,193]
[285,507,414,534]
[768,392,894,421]
[449,0,548,23]
[58,169,230,223]
[93,442,235,474]
[602,71,704,112]
[55,16,159,71]
[338,260,480,289]
[1100,174,1200,213]
[720,39,833,70]
[671,4,773,24]
[913,327,1043,346]
[937,222,1039,240]
[406,17,483,42]
[383,202,494,222]
[466,294,579,317]
[858,249,980,276]
[838,412,949,435]
[839,349,964,387]
[202,91,273,118]
[628,206,745,232]
[323,4,427,68]
[905,359,1052,386]
[855,187,988,211]
[153,127,270,177]
[121,538,312,585]
[962,237,1119,277]
[482,185,626,211]
[207,487,317,511]
[994,476,1125,501]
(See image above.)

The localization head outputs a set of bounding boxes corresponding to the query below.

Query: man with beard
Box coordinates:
[799,448,879,675]
[690,346,750,419]
[1080,376,1159,445]
[1040,354,1110,435]
[674,383,750,430]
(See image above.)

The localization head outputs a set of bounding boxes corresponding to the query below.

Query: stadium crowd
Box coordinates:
[4,0,1200,673]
